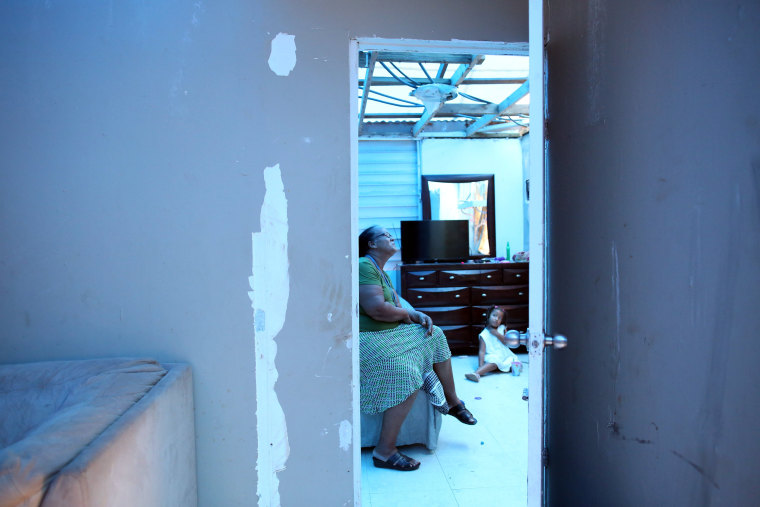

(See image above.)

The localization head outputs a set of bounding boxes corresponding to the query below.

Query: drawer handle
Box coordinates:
[417,295,422,299]
[486,275,492,279]
[516,274,521,278]
[455,294,460,298]
[518,292,525,296]
[482,293,487,297]
[449,275,455,279]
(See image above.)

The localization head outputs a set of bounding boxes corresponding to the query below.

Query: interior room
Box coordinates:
[356,48,534,505]
[1,1,758,505]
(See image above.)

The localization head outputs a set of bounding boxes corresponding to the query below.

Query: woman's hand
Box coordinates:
[410,310,434,336]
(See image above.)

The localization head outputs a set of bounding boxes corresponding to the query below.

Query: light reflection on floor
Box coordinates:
[360,354,530,506]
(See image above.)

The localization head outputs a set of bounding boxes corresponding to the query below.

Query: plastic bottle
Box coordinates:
[506,241,511,262]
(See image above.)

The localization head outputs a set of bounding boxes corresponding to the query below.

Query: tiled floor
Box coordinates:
[361,354,529,506]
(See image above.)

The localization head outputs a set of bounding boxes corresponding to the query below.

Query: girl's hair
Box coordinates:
[484,305,505,327]
[359,226,381,257]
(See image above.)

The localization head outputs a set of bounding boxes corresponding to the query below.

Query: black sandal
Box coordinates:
[448,401,477,425]
[372,451,420,471]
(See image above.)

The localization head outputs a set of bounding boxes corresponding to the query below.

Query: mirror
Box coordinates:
[421,174,496,258]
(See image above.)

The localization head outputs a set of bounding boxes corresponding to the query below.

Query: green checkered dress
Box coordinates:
[360,323,452,414]
[359,257,452,414]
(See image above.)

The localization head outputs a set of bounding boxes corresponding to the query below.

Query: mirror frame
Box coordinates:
[421,174,496,259]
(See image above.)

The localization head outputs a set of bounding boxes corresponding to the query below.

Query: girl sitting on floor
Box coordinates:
[465,305,521,382]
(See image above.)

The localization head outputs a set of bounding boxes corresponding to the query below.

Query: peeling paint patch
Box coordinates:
[268,33,297,76]
[249,164,290,507]
[339,420,352,451]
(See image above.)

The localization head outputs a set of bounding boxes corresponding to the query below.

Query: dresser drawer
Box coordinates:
[500,303,528,322]
[440,325,478,354]
[416,306,470,326]
[439,268,502,285]
[502,267,529,284]
[404,270,438,288]
[471,285,528,305]
[471,305,492,325]
[406,287,470,306]
[439,270,481,285]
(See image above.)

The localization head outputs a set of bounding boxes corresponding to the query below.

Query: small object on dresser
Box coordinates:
[512,250,530,262]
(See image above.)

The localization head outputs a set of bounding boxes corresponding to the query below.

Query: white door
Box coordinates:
[527,0,547,503]
[527,1,568,504]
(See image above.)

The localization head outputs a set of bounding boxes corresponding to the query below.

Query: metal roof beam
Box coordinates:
[359,77,526,86]
[359,51,478,67]
[358,51,378,134]
[360,120,526,139]
[448,55,486,86]
[409,55,484,137]
[412,101,445,137]
[363,103,529,119]
[465,80,529,136]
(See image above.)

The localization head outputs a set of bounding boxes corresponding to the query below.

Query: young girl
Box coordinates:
[465,306,521,382]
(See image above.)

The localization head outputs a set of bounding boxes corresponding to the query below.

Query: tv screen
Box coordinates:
[400,220,469,263]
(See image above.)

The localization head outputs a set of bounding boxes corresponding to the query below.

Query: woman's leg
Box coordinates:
[374,390,420,461]
[433,358,462,407]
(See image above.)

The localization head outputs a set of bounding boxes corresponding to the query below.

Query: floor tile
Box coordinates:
[453,485,526,506]
[361,354,529,505]
[370,487,458,507]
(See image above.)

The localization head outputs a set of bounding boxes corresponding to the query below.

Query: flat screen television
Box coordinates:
[400,220,469,263]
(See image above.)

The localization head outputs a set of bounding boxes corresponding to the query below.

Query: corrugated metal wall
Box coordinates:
[358,140,420,279]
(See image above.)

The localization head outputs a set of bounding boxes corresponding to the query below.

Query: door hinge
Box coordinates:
[542,447,550,468]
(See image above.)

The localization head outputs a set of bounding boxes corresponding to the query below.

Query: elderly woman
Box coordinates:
[359,225,477,472]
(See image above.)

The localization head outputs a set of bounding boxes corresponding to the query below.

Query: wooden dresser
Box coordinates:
[399,262,529,355]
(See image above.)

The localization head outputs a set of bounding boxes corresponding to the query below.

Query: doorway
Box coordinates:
[349,37,544,506]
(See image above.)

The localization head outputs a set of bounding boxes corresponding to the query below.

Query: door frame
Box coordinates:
[349,28,545,505]
[527,0,548,504]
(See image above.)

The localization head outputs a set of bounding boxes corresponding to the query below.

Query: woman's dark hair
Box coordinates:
[359,226,381,257]
[484,305,506,327]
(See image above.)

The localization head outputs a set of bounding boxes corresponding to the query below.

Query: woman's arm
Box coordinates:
[397,296,434,335]
[359,284,412,323]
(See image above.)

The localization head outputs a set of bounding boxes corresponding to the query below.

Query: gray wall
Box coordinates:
[545,1,760,505]
[0,1,528,505]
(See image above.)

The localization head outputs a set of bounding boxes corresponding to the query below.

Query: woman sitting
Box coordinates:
[359,225,477,472]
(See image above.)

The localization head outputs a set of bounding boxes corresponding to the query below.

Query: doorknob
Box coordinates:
[544,334,567,349]
[505,330,568,349]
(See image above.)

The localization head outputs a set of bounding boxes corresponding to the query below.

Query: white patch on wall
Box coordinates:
[268,33,297,76]
[338,420,352,451]
[249,164,290,507]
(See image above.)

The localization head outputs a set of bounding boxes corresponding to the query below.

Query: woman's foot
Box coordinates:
[372,450,420,471]
[447,401,477,425]
[465,372,480,382]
